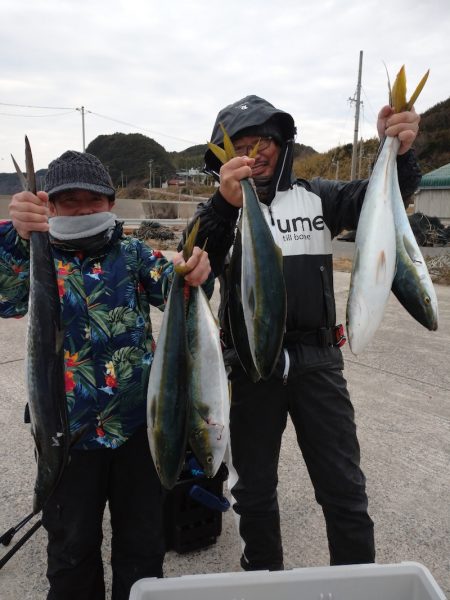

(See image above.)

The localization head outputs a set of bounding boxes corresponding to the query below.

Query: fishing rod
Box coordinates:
[0,519,42,570]
[0,511,36,546]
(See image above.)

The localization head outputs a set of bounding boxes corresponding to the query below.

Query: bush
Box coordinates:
[135,221,176,241]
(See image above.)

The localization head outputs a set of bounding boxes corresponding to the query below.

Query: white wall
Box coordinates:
[414,189,450,218]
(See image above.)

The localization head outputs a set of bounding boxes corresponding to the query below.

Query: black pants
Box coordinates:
[41,426,165,600]
[228,345,375,571]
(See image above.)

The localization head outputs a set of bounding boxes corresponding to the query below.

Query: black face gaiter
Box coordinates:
[253,176,273,205]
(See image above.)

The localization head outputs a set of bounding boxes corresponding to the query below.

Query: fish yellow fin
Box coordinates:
[390,65,430,113]
[248,139,261,158]
[220,123,236,160]
[207,123,237,164]
[405,69,430,111]
[391,65,407,113]
[174,218,200,275]
[207,142,228,165]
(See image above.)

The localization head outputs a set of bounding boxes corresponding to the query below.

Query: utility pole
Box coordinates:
[148,159,154,189]
[76,106,86,152]
[331,159,339,180]
[358,138,364,179]
[349,51,363,180]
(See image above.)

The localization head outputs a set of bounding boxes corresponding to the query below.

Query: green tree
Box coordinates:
[86,133,176,187]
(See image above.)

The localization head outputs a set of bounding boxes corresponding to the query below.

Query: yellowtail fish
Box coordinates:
[146,222,201,489]
[208,126,286,379]
[389,67,438,330]
[146,271,190,490]
[240,178,286,378]
[187,285,230,477]
[12,138,69,514]
[346,135,398,355]
[227,224,261,382]
[391,196,438,330]
[347,65,430,354]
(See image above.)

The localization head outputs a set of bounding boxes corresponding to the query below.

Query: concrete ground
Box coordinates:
[0,253,449,599]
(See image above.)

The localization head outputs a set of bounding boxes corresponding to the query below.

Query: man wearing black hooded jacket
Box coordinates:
[186,95,422,571]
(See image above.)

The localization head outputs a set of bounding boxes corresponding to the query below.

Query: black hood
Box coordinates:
[204,95,297,196]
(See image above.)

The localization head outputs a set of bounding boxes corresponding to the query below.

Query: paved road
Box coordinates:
[1,261,449,599]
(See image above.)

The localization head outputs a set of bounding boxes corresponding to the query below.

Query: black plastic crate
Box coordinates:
[163,457,229,554]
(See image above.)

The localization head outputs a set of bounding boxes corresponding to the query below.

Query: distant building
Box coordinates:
[414,163,450,222]
[175,168,207,184]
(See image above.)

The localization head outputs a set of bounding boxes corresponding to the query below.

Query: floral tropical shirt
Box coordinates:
[0,219,210,450]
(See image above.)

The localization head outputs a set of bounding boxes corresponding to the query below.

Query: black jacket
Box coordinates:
[192,96,422,341]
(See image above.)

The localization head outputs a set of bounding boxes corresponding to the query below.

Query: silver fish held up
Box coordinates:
[207,127,286,380]
[240,178,286,379]
[227,225,261,382]
[347,64,436,350]
[391,166,438,330]
[12,137,69,514]
[147,273,190,490]
[346,135,398,355]
[187,285,230,478]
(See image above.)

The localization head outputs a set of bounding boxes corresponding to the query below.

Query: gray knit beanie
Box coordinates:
[44,150,115,200]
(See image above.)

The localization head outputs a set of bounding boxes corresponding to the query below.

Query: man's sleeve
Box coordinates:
[314,148,422,238]
[180,190,240,277]
[0,221,30,318]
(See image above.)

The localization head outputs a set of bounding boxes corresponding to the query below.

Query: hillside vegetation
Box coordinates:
[294,97,450,181]
[414,97,450,172]
[87,133,175,186]
[1,97,448,195]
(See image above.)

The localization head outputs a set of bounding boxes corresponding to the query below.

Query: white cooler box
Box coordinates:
[130,562,447,600]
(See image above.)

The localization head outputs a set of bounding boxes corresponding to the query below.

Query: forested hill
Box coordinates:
[1,97,448,194]
[294,96,450,181]
[414,97,450,173]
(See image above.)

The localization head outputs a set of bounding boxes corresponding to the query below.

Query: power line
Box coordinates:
[89,111,198,146]
[0,110,76,118]
[360,86,378,123]
[1,101,201,147]
[0,101,75,110]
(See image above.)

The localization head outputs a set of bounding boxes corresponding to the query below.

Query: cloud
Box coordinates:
[1,0,449,169]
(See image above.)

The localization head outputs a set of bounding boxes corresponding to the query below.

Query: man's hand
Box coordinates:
[9,191,50,240]
[377,105,420,155]
[219,156,255,208]
[172,246,211,286]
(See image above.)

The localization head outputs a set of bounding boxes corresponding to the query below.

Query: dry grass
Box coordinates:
[144,237,180,251]
[333,255,450,285]
[426,255,450,285]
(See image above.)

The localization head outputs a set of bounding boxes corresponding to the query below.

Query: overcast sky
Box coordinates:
[1,0,449,172]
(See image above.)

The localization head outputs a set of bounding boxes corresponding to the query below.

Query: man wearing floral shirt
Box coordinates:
[0,150,211,600]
